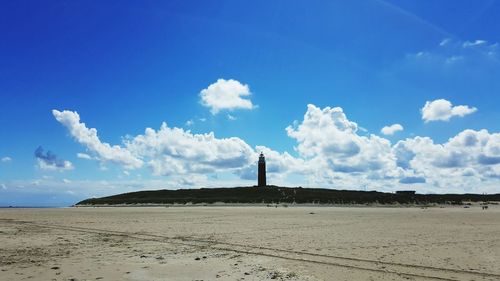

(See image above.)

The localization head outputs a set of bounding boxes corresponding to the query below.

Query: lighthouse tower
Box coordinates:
[258,152,266,187]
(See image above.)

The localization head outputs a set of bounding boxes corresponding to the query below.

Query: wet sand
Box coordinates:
[1,206,499,281]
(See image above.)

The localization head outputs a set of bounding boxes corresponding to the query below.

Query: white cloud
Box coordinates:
[421,99,477,122]
[1,183,6,190]
[408,38,498,66]
[439,38,451,46]
[54,105,500,194]
[174,174,208,187]
[77,153,92,160]
[381,124,404,135]
[286,104,397,179]
[1,156,12,162]
[199,79,255,114]
[63,179,71,184]
[37,158,74,171]
[34,146,74,171]
[185,120,194,126]
[463,40,486,48]
[53,110,143,169]
[125,122,255,176]
[227,114,236,121]
[393,129,500,191]
[284,104,500,193]
[54,109,256,177]
[286,104,360,158]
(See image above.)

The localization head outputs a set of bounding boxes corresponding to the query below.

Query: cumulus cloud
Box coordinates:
[381,124,404,135]
[54,109,259,178]
[285,105,500,193]
[286,104,397,179]
[286,104,361,158]
[421,99,477,122]
[393,129,500,189]
[1,156,12,163]
[53,110,143,169]
[124,122,255,176]
[199,79,255,114]
[34,146,74,171]
[53,105,500,193]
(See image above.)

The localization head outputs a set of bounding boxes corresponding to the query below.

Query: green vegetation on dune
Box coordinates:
[76,186,500,206]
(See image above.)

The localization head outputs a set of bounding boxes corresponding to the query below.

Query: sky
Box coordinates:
[1,0,500,206]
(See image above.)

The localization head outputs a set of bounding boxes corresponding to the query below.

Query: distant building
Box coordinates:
[258,152,266,187]
[396,190,416,195]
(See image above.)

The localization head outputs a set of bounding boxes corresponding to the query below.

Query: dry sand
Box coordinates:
[1,205,499,281]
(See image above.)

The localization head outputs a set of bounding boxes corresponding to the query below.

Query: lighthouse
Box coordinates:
[258,152,266,187]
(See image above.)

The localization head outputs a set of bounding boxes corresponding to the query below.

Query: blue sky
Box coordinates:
[1,1,500,206]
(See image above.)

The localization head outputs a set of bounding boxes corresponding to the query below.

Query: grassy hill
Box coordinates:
[76,186,500,206]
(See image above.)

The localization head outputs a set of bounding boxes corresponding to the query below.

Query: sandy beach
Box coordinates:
[1,206,499,281]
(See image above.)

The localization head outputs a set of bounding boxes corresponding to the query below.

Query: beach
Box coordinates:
[1,206,499,281]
